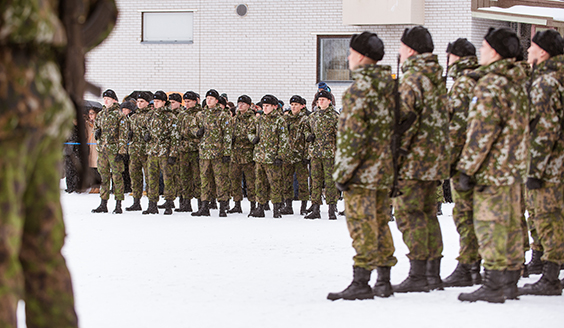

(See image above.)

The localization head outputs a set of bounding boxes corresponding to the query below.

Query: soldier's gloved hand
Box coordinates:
[302,158,310,165]
[143,132,152,142]
[273,158,283,166]
[95,129,102,140]
[128,131,133,141]
[252,136,260,144]
[115,154,124,162]
[196,127,205,138]
[458,172,475,191]
[306,134,315,143]
[222,156,231,163]
[168,157,177,165]
[526,177,543,190]
[336,182,350,192]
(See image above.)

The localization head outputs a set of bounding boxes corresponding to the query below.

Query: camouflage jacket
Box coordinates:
[447,56,480,171]
[178,104,202,153]
[249,111,290,164]
[284,110,308,164]
[457,58,529,185]
[303,105,339,159]
[146,104,180,158]
[334,64,394,190]
[231,110,256,164]
[193,105,232,160]
[127,106,151,156]
[528,54,564,183]
[398,53,450,180]
[94,103,127,155]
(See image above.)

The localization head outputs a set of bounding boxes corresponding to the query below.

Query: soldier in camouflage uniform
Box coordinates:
[518,30,564,296]
[390,26,449,294]
[280,95,310,216]
[248,95,290,218]
[125,91,152,211]
[92,90,128,214]
[191,89,232,217]
[442,38,483,288]
[0,1,116,326]
[302,90,339,220]
[159,93,184,210]
[457,28,528,303]
[143,91,180,215]
[176,91,202,212]
[227,95,257,214]
[327,32,397,301]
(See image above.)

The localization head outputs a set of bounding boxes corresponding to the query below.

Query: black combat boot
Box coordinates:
[471,260,482,285]
[503,270,521,300]
[250,201,256,213]
[197,199,202,211]
[227,201,243,214]
[185,199,192,212]
[458,270,505,303]
[264,202,270,211]
[427,258,444,290]
[164,200,174,215]
[113,200,122,214]
[519,262,562,296]
[300,201,308,215]
[561,278,564,289]
[327,266,374,301]
[219,201,228,217]
[436,202,443,215]
[273,203,282,218]
[338,210,345,216]
[248,203,265,218]
[304,204,321,220]
[442,262,473,287]
[373,266,393,298]
[305,203,315,214]
[142,201,159,215]
[191,201,210,216]
[526,250,544,275]
[92,199,108,213]
[393,260,429,293]
[328,204,337,220]
[175,198,192,212]
[209,199,218,209]
[158,199,175,209]
[280,199,294,215]
[175,198,185,212]
[126,198,142,211]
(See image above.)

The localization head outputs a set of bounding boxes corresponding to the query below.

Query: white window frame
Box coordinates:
[317,35,353,82]
[141,10,196,44]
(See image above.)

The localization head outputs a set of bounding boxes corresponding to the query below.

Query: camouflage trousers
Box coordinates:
[344,187,398,269]
[230,161,256,202]
[526,183,564,265]
[519,185,531,253]
[524,188,542,252]
[98,150,124,201]
[473,184,524,271]
[256,163,283,204]
[392,180,443,261]
[310,157,339,205]
[0,135,78,328]
[179,151,201,200]
[451,172,481,264]
[147,156,174,202]
[200,158,229,202]
[129,152,147,199]
[282,162,309,201]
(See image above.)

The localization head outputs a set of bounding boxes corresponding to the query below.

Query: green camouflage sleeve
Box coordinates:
[398,76,422,152]
[277,116,290,161]
[119,115,130,155]
[448,76,476,167]
[222,112,232,157]
[169,114,180,158]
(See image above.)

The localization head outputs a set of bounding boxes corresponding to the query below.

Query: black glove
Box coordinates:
[526,177,543,190]
[115,154,124,162]
[252,136,260,144]
[143,132,151,142]
[94,129,101,140]
[302,158,310,165]
[168,157,177,165]
[128,131,133,141]
[306,134,315,143]
[222,156,231,163]
[336,182,349,192]
[273,158,283,166]
[458,172,475,192]
[196,127,205,138]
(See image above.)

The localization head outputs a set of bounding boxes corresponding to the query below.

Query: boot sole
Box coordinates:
[458,294,504,303]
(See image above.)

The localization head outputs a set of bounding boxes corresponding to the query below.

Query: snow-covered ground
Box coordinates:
[19,185,564,327]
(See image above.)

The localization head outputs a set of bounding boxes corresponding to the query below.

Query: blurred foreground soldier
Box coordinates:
[228,95,257,214]
[328,32,397,301]
[0,1,116,326]
[303,90,339,219]
[518,30,564,297]
[443,38,482,287]
[391,26,449,293]
[457,28,528,303]
[92,90,128,214]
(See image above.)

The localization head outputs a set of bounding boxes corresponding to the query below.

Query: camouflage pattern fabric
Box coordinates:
[146,104,179,158]
[255,163,283,204]
[199,159,229,202]
[284,110,308,164]
[127,106,151,199]
[147,156,175,202]
[473,184,524,271]
[392,180,444,261]
[177,151,196,200]
[526,183,564,264]
[230,162,256,202]
[519,186,530,253]
[250,112,290,164]
[192,105,232,160]
[98,150,125,200]
[310,157,339,205]
[344,188,398,269]
[334,63,394,190]
[178,104,202,153]
[94,103,128,155]
[398,53,449,181]
[129,153,147,199]
[282,162,309,201]
[302,105,339,159]
[231,110,256,164]
[451,172,480,264]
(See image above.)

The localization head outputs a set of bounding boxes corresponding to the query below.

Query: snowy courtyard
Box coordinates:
[19,186,564,327]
